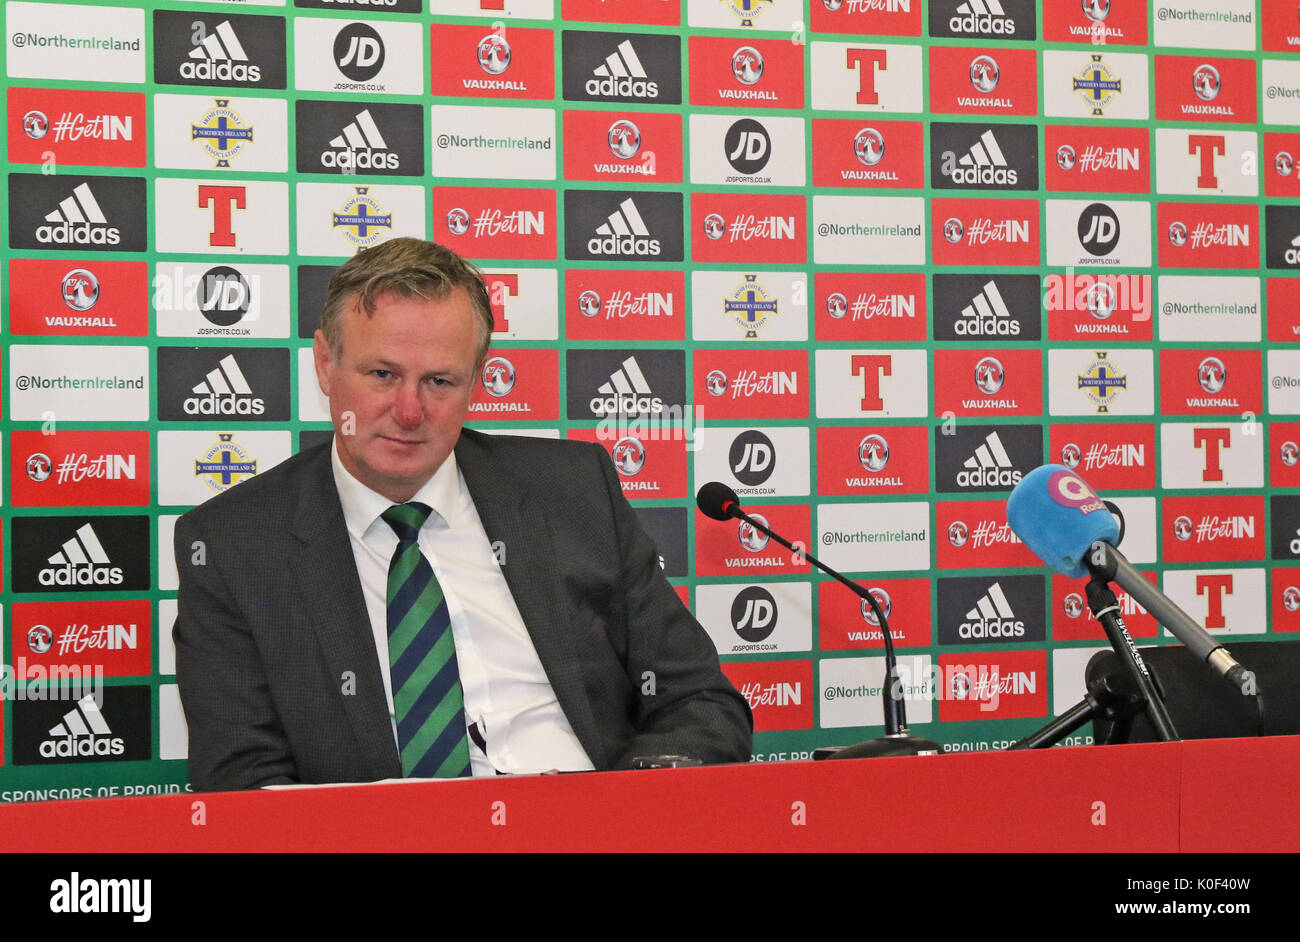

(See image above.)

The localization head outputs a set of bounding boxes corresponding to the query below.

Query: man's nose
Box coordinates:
[392,381,424,428]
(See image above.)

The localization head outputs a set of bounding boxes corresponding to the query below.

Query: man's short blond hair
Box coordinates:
[319,238,494,364]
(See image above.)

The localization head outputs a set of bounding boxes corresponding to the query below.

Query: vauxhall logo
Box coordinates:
[40,523,123,587]
[334,24,385,82]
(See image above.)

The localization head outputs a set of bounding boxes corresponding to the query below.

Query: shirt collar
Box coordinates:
[331,438,463,541]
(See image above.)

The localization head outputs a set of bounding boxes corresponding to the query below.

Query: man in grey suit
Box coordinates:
[174,238,751,791]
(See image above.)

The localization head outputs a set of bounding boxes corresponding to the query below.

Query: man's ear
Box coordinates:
[312,330,334,397]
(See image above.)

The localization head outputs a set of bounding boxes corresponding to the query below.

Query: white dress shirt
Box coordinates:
[331,442,595,776]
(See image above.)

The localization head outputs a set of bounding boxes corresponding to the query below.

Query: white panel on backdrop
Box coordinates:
[298,348,332,422]
[430,105,557,180]
[159,683,189,760]
[1043,50,1150,121]
[6,2,145,82]
[483,268,559,340]
[815,349,928,418]
[816,502,931,574]
[1264,60,1300,133]
[1163,569,1267,636]
[692,426,809,497]
[691,270,808,341]
[293,18,424,95]
[1154,129,1257,197]
[696,582,812,656]
[1047,348,1154,417]
[154,262,291,339]
[1160,424,1264,490]
[153,94,289,172]
[1051,647,1106,719]
[1107,496,1156,565]
[812,195,926,265]
[689,0,802,32]
[688,114,805,187]
[157,430,292,507]
[154,178,289,255]
[810,42,923,113]
[1152,0,1256,52]
[10,345,150,420]
[296,182,427,257]
[819,654,933,728]
[1045,199,1152,268]
[1268,350,1300,415]
[1157,276,1261,343]
[158,516,180,593]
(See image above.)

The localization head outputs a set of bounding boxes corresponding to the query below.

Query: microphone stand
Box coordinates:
[722,510,940,759]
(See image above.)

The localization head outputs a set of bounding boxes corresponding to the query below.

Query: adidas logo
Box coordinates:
[949,0,1017,35]
[955,279,1019,337]
[181,20,262,83]
[589,356,664,415]
[40,693,125,758]
[940,129,1019,186]
[183,354,266,416]
[959,582,1025,639]
[956,431,1022,488]
[35,183,120,247]
[585,40,660,99]
[321,109,397,171]
[587,198,661,257]
[39,523,124,587]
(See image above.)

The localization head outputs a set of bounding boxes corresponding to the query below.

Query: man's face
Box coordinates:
[313,287,483,503]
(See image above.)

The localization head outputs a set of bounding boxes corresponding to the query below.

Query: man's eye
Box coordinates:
[372,369,392,379]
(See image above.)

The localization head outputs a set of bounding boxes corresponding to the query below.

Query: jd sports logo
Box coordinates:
[154,11,286,89]
[725,119,771,175]
[197,266,252,327]
[730,430,776,487]
[929,0,1036,41]
[13,687,151,765]
[933,273,1041,340]
[158,347,291,421]
[11,515,150,593]
[562,31,681,104]
[935,422,1041,492]
[931,122,1037,191]
[8,174,147,253]
[731,586,777,642]
[1078,203,1121,256]
[296,101,423,176]
[334,24,385,82]
[564,190,683,262]
[937,575,1046,644]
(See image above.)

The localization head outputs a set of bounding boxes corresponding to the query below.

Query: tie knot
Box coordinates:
[382,502,432,543]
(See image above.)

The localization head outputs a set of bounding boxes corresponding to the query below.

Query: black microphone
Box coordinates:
[695,483,940,759]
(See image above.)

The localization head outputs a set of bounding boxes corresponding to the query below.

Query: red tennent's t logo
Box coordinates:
[1193,427,1230,482]
[1188,134,1226,190]
[852,354,891,411]
[484,273,517,333]
[199,185,246,248]
[1196,573,1233,630]
[846,49,887,105]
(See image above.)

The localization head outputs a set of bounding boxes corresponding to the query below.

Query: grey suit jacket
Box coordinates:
[174,429,752,791]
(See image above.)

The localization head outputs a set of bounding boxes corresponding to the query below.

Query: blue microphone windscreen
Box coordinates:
[1006,465,1120,577]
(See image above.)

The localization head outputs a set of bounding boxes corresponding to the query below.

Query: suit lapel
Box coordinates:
[289,444,401,780]
[455,431,609,768]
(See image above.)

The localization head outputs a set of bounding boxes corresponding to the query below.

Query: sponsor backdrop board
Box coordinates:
[0,0,1294,800]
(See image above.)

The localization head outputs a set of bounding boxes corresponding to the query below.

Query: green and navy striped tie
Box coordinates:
[382,502,471,778]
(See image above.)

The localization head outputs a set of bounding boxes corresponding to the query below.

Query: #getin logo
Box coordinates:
[331,186,393,250]
[194,433,257,494]
[724,274,778,338]
[1076,351,1127,413]
[190,99,254,169]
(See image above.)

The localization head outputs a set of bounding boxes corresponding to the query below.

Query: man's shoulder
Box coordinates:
[178,439,332,530]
